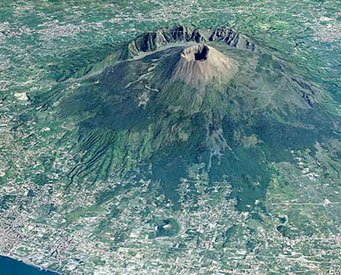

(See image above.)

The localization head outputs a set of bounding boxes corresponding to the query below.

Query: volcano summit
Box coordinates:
[171,44,237,88]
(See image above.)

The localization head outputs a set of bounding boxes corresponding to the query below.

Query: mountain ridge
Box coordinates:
[59,25,259,82]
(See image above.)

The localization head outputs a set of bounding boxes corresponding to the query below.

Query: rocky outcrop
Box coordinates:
[61,25,258,81]
[126,25,258,57]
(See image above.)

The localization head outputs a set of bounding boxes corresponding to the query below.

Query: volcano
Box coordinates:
[41,26,339,211]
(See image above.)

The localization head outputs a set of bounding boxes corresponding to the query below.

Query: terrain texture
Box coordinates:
[1,1,341,274]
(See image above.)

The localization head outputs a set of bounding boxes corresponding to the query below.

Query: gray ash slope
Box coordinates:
[35,26,340,212]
